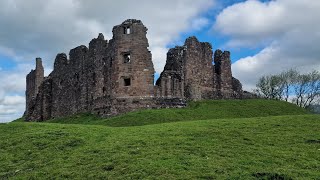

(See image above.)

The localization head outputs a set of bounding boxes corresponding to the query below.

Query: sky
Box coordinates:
[0,0,319,123]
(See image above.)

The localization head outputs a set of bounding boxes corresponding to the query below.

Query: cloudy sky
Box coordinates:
[0,0,319,123]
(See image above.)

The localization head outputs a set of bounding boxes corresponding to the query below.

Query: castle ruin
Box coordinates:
[25,19,244,121]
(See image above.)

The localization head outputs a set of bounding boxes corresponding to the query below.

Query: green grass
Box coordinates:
[48,99,308,127]
[11,117,25,123]
[1,99,319,179]
[1,115,319,179]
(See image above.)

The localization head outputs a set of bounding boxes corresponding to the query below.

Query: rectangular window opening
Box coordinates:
[124,27,131,34]
[124,78,131,86]
[123,53,131,63]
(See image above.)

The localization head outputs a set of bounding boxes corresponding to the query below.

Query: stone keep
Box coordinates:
[25,19,244,121]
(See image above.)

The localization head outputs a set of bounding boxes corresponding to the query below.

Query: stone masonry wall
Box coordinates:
[183,37,215,100]
[155,46,185,98]
[25,19,245,122]
[156,36,243,101]
[111,19,154,98]
[25,58,44,117]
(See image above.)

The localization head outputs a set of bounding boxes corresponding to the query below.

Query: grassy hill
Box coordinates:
[47,99,308,126]
[1,99,319,179]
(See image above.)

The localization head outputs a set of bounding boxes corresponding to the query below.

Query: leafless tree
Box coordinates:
[292,71,320,108]
[255,69,320,108]
[279,69,299,102]
[255,74,285,100]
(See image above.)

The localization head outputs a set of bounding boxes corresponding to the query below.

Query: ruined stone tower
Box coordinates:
[214,50,233,93]
[155,36,242,100]
[111,19,154,98]
[25,58,44,116]
[25,19,245,122]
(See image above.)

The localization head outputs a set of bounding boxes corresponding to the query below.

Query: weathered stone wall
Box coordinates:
[26,19,158,121]
[183,37,215,100]
[214,50,233,94]
[25,19,245,122]
[156,36,243,101]
[29,78,53,121]
[25,58,44,117]
[111,19,154,98]
[92,97,186,117]
[27,35,109,120]
[156,46,185,98]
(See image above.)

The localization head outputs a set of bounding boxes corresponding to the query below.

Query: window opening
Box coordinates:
[124,78,131,86]
[123,53,131,63]
[124,27,131,34]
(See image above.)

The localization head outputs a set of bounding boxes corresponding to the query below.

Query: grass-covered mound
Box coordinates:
[1,115,319,179]
[48,99,308,126]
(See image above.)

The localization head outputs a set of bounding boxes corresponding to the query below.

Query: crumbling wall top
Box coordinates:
[164,46,186,71]
[69,45,88,65]
[35,57,43,70]
[122,19,143,25]
[112,19,145,31]
[184,36,212,50]
[69,45,88,55]
[53,53,68,71]
[112,19,148,38]
[214,49,230,63]
[89,33,108,50]
[185,36,199,44]
[97,33,105,40]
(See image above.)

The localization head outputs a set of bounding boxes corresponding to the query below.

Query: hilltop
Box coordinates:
[1,99,319,179]
[47,99,308,126]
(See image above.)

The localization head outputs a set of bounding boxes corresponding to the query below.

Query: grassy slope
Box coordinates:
[1,115,319,179]
[48,99,308,127]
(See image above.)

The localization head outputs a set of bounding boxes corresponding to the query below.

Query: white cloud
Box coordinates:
[190,18,210,31]
[1,95,25,106]
[214,0,320,90]
[0,116,19,123]
[0,95,25,123]
[0,63,32,94]
[0,0,214,73]
[0,112,24,123]
[151,47,169,74]
[0,106,19,115]
[0,65,28,123]
[0,0,215,122]
[215,0,284,39]
[214,0,320,47]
